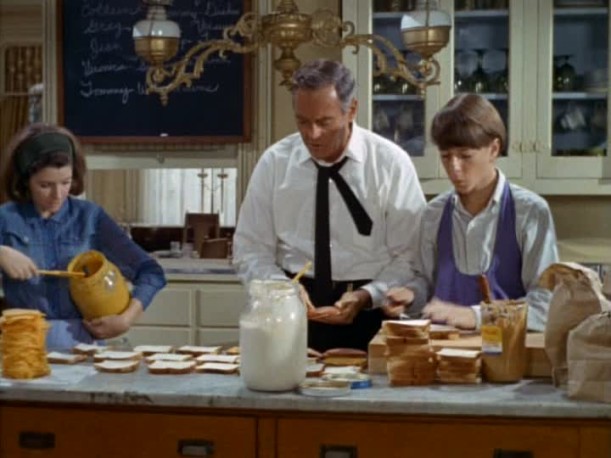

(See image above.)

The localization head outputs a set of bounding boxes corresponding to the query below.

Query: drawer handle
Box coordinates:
[19,431,55,450]
[320,444,358,458]
[493,450,533,458]
[178,439,215,456]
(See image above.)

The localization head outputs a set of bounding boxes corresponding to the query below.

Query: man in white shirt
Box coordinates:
[233,59,426,351]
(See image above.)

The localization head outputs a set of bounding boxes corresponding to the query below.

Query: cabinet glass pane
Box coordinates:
[552,4,608,157]
[372,10,426,157]
[454,3,510,155]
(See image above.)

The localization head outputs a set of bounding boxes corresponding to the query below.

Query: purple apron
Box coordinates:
[433,182,526,305]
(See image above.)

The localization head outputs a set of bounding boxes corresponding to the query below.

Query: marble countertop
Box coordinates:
[1,364,610,419]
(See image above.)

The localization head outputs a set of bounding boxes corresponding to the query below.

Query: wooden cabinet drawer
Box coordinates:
[137,286,193,326]
[277,418,580,458]
[127,326,194,346]
[0,407,256,457]
[197,284,246,326]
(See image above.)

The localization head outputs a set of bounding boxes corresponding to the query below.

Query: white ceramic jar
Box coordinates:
[239,280,307,391]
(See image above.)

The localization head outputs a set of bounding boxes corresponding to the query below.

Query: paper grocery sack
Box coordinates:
[539,262,608,386]
[567,311,611,402]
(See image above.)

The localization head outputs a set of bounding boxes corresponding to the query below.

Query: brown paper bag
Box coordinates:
[539,262,609,386]
[567,311,611,402]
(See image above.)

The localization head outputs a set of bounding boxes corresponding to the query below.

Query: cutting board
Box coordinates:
[368,332,551,379]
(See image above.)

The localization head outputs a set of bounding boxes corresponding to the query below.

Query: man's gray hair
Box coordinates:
[291,59,356,113]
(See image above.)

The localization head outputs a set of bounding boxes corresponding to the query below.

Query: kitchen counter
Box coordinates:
[1,363,609,420]
[155,257,240,282]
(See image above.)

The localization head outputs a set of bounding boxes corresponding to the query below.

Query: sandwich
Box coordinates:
[177,345,222,356]
[195,362,239,374]
[93,350,142,362]
[145,353,193,363]
[133,345,174,355]
[147,360,196,375]
[94,359,140,373]
[47,351,87,364]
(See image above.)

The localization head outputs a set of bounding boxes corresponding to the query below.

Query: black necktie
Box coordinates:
[314,157,373,299]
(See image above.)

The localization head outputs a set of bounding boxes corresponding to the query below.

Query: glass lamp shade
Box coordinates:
[133,19,180,65]
[401,9,451,59]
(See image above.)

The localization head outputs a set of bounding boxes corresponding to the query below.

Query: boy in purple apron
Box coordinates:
[385,94,558,331]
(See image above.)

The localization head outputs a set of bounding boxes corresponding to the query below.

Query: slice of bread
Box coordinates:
[437,348,481,360]
[133,345,174,355]
[145,353,193,363]
[94,360,140,373]
[224,346,240,355]
[93,351,142,362]
[177,345,222,356]
[147,360,196,374]
[195,354,240,364]
[73,343,106,356]
[195,362,240,374]
[322,357,367,368]
[322,348,367,358]
[47,351,87,364]
[307,347,323,359]
[307,363,325,377]
[322,365,361,376]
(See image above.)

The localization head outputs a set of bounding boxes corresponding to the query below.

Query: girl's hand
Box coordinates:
[0,246,38,280]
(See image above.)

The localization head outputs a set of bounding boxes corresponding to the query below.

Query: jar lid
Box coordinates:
[323,373,373,389]
[298,379,351,397]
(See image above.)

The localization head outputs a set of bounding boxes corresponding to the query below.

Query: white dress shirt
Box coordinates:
[233,123,426,307]
[407,171,559,331]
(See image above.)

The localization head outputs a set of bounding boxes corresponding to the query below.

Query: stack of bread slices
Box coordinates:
[436,348,482,384]
[382,319,436,386]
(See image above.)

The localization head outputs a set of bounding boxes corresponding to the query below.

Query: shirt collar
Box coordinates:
[295,122,366,166]
[22,197,71,222]
[452,168,506,212]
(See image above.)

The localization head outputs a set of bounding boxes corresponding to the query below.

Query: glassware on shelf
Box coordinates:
[553,55,577,92]
[469,49,490,93]
[491,48,509,93]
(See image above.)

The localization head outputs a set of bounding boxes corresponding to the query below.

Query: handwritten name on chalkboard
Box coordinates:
[58,0,252,144]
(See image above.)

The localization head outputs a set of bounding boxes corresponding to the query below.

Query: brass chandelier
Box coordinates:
[133,0,451,105]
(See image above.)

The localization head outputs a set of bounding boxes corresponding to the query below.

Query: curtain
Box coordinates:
[138,168,237,226]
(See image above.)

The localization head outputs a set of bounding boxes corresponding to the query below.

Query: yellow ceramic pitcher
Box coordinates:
[67,250,130,320]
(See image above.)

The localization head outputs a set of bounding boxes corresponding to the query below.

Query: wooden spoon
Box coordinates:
[38,270,86,279]
[478,274,493,304]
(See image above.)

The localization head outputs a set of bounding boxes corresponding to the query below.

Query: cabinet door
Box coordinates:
[0,406,256,458]
[344,0,444,180]
[277,418,580,458]
[197,283,246,327]
[536,0,610,179]
[451,0,524,179]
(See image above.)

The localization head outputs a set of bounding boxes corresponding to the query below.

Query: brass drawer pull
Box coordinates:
[19,431,55,450]
[320,444,358,458]
[177,439,215,456]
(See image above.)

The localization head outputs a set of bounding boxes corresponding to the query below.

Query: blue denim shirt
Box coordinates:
[0,197,166,348]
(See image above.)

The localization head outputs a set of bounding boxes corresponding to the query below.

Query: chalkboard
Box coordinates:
[57,0,252,144]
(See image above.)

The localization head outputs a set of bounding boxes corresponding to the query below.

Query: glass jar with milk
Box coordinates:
[239,280,307,391]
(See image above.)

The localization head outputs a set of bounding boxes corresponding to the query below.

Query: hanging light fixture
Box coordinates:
[133,0,451,105]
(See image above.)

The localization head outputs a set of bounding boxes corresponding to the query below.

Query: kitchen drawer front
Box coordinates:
[197,328,239,346]
[197,284,246,326]
[1,406,256,458]
[277,418,580,458]
[127,326,194,346]
[136,286,193,326]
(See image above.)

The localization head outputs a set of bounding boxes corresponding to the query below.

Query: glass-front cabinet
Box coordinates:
[343,0,611,193]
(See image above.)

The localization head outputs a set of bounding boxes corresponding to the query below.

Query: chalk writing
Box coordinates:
[60,0,250,141]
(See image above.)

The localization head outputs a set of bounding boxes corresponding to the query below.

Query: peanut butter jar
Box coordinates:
[480,300,528,383]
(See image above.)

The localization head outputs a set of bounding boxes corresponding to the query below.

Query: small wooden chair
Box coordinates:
[199,237,231,259]
[182,213,220,253]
